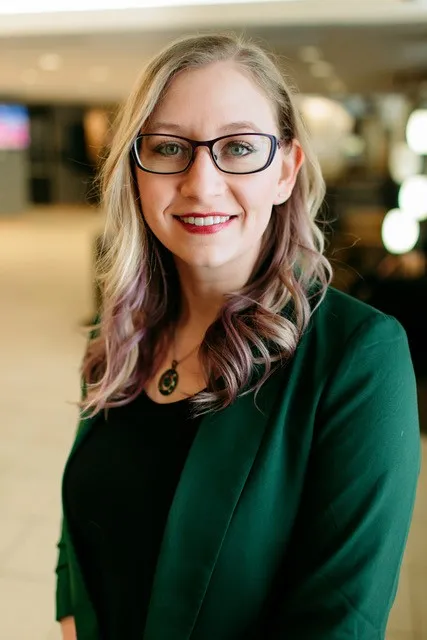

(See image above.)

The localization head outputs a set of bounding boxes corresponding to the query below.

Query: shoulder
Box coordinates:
[307,285,407,350]
[288,285,414,397]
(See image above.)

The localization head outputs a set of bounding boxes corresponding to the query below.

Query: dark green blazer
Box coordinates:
[55,287,421,640]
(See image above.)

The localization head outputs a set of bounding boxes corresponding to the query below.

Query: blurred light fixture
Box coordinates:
[381,208,420,255]
[398,175,427,221]
[84,108,110,163]
[310,61,333,79]
[388,142,423,184]
[298,46,322,64]
[377,94,408,130]
[299,96,354,180]
[38,53,62,71]
[299,96,353,132]
[20,69,38,84]
[341,134,365,158]
[88,66,110,82]
[406,108,427,155]
[0,0,302,13]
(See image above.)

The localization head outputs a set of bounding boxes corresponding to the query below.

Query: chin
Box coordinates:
[180,250,234,270]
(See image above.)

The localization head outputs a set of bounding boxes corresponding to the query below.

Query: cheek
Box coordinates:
[136,176,170,226]
[235,174,278,219]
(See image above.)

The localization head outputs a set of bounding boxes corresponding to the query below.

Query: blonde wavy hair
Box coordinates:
[82,31,332,416]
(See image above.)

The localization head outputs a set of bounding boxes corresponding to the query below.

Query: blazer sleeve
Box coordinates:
[268,314,421,639]
[55,317,100,621]
[55,517,73,621]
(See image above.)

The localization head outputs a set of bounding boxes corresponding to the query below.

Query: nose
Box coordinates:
[179,146,226,201]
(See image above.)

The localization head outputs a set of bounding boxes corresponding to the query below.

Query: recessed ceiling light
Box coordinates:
[310,61,334,78]
[298,46,322,64]
[38,53,62,71]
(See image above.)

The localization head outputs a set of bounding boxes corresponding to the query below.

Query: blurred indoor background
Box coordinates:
[0,1,426,638]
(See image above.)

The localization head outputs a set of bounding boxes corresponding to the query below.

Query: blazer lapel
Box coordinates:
[143,370,284,640]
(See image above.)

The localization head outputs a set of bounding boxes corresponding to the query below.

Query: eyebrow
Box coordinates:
[145,120,264,135]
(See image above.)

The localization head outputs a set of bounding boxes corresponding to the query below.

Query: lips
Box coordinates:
[173,214,236,234]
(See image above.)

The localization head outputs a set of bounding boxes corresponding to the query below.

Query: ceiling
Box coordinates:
[0,0,427,103]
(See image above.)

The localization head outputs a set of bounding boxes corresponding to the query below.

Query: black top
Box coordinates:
[64,392,202,640]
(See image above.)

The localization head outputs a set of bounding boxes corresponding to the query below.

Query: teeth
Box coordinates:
[179,215,231,226]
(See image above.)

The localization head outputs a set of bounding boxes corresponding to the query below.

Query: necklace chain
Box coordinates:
[173,343,199,367]
[158,340,200,397]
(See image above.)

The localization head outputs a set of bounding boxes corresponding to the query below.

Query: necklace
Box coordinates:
[158,343,200,396]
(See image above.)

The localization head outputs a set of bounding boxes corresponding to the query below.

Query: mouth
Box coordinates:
[174,214,236,227]
[173,213,238,234]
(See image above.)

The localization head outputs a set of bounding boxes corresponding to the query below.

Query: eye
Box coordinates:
[154,142,183,156]
[224,140,254,157]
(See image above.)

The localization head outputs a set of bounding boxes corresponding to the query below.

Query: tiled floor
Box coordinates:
[0,206,426,640]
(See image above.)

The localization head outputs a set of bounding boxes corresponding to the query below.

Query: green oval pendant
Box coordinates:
[158,365,179,396]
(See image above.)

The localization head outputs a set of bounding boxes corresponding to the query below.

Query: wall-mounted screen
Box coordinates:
[0,104,30,150]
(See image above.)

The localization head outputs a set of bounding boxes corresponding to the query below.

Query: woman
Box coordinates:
[56,32,420,640]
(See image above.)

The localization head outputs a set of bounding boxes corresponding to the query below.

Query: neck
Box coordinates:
[174,254,258,331]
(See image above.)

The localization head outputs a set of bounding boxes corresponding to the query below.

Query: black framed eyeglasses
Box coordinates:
[131,132,282,175]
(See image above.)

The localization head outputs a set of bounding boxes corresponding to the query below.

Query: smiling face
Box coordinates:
[135,60,303,280]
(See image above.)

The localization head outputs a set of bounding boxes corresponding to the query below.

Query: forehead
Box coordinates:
[148,61,278,136]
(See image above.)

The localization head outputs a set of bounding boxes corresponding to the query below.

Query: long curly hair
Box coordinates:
[81,31,332,417]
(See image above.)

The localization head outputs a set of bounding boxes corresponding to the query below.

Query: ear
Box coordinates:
[273,139,305,205]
